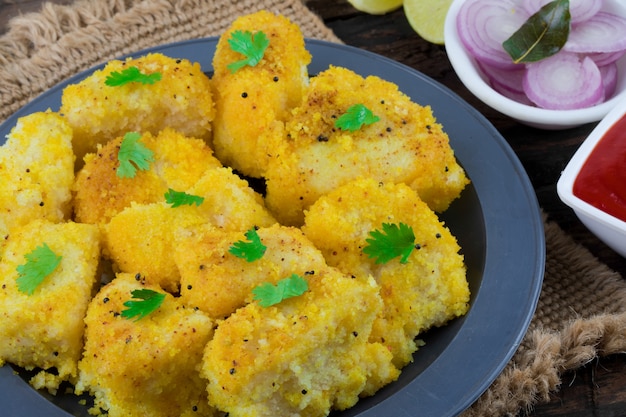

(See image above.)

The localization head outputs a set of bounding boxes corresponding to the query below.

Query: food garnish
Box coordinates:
[363,222,416,264]
[502,0,570,64]
[229,227,267,262]
[334,104,380,131]
[121,288,166,321]
[164,188,205,208]
[116,132,155,178]
[16,243,62,295]
[227,30,270,73]
[105,66,162,87]
[252,274,309,307]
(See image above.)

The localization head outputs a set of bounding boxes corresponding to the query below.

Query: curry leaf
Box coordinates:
[502,0,570,64]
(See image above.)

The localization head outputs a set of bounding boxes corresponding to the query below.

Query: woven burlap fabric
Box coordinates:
[2,1,626,416]
[0,0,340,124]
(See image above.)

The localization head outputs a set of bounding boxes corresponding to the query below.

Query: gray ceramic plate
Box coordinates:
[0,38,545,417]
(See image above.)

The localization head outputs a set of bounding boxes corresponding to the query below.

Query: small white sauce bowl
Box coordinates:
[557,96,626,257]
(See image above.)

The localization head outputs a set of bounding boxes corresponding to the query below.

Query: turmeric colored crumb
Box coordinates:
[104,167,276,293]
[211,10,311,177]
[60,53,214,164]
[103,202,208,293]
[265,65,469,225]
[73,128,222,225]
[201,266,399,417]
[0,12,473,417]
[303,178,470,368]
[176,223,327,320]
[75,273,217,417]
[0,219,100,393]
[0,111,74,243]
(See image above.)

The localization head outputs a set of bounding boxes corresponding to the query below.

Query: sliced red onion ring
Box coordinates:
[564,12,626,53]
[491,82,536,106]
[522,0,603,24]
[456,0,529,69]
[523,52,604,110]
[587,50,626,66]
[477,61,526,93]
[600,62,618,99]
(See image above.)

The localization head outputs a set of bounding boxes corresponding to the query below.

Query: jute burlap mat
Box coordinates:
[2,1,626,415]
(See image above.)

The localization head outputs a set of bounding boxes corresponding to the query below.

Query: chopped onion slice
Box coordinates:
[564,12,626,53]
[522,0,603,24]
[587,50,626,66]
[492,82,536,106]
[523,53,604,110]
[477,61,525,93]
[600,63,618,99]
[456,0,529,69]
[456,0,625,110]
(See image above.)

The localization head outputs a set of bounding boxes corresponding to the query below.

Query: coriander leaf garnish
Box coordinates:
[121,289,166,321]
[363,222,416,265]
[164,188,204,208]
[334,104,380,132]
[227,30,270,73]
[502,0,570,64]
[16,243,62,295]
[105,66,162,86]
[229,227,267,262]
[117,132,154,178]
[252,274,309,307]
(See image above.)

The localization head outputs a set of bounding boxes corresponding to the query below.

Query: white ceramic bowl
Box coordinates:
[557,96,626,257]
[444,0,626,130]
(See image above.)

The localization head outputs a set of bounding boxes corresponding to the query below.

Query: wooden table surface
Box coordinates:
[2,0,626,416]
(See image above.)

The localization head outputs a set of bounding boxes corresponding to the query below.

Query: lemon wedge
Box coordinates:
[403,0,453,44]
[347,0,403,15]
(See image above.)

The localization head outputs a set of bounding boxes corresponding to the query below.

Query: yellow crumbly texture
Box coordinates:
[265,65,469,225]
[73,128,223,224]
[75,273,218,417]
[0,219,100,392]
[176,223,327,320]
[103,202,208,293]
[201,266,399,417]
[60,53,214,164]
[302,178,470,367]
[0,111,74,244]
[1,12,473,416]
[104,168,275,292]
[211,10,311,177]
[186,166,277,230]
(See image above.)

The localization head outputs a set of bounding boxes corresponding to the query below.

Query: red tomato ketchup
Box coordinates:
[573,114,626,223]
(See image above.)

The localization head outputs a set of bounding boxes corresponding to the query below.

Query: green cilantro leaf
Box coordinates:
[16,243,62,295]
[227,30,270,73]
[252,274,309,307]
[164,188,204,208]
[121,289,166,321]
[334,104,380,132]
[105,66,162,87]
[229,227,267,262]
[117,132,154,178]
[363,222,416,265]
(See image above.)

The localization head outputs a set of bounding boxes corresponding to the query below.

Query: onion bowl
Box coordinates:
[557,96,626,258]
[444,0,626,130]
